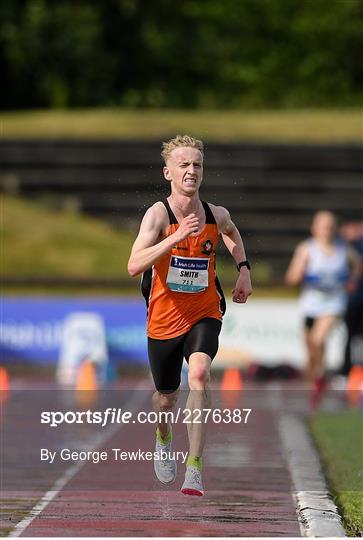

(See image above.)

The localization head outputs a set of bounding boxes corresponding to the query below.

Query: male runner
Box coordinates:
[128,135,252,496]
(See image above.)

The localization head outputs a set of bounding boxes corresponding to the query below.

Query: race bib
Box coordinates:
[166,256,209,293]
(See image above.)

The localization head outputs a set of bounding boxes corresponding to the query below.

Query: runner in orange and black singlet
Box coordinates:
[127,135,252,496]
[141,199,225,393]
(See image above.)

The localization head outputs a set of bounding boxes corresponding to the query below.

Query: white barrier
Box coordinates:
[216,299,346,370]
[57,312,108,385]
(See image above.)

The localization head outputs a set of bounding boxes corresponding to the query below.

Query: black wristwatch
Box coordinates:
[236,260,251,272]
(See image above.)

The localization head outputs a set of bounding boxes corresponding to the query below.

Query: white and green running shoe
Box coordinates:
[181,466,204,496]
[154,427,177,484]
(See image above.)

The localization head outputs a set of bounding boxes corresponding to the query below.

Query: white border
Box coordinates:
[278,414,346,537]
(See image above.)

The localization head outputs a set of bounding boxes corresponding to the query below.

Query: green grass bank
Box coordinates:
[1,108,361,143]
[309,410,363,536]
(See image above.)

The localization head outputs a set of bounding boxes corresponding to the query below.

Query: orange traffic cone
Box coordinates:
[76,360,98,391]
[346,365,363,407]
[76,360,98,407]
[0,366,10,404]
[221,368,243,408]
[221,368,243,391]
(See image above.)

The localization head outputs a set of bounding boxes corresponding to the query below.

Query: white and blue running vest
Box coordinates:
[300,238,350,317]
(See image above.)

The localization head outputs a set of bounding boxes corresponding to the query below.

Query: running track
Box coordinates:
[1,378,307,537]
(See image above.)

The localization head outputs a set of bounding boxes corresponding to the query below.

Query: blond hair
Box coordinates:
[312,210,338,227]
[161,134,204,163]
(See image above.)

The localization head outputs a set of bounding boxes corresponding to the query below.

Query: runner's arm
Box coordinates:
[219,209,249,264]
[127,204,199,277]
[127,205,175,277]
[215,206,252,303]
[346,246,362,293]
[285,242,309,286]
[348,246,362,277]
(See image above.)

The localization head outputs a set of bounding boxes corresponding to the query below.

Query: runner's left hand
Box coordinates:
[232,268,252,303]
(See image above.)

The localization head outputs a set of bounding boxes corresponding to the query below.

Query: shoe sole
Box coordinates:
[181,488,204,496]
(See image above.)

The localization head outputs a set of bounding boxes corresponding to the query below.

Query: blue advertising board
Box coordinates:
[0,297,148,365]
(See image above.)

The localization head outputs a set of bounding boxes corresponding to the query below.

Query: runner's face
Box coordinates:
[163,147,203,195]
[311,213,337,242]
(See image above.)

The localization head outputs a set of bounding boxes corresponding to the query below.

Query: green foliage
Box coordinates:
[1,0,362,109]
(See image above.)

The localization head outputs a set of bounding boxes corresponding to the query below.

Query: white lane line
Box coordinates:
[278,413,346,538]
[265,385,305,536]
[9,384,148,537]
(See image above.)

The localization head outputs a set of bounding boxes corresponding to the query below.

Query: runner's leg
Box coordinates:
[309,315,338,377]
[148,334,184,437]
[181,318,221,495]
[303,317,315,380]
[152,389,179,438]
[183,317,221,459]
[186,352,212,458]
[148,334,184,483]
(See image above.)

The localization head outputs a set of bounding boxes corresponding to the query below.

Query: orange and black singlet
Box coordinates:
[141,200,226,340]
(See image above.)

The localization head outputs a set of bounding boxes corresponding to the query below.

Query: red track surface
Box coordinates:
[1,379,301,537]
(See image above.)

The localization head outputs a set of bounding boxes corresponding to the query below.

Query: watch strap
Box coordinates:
[236,260,251,271]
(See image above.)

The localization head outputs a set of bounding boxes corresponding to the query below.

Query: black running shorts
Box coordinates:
[148,317,222,394]
[304,316,316,329]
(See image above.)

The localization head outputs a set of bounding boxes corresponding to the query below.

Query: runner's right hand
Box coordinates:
[173,213,199,242]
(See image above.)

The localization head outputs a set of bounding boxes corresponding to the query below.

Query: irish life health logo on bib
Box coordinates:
[166,256,210,293]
